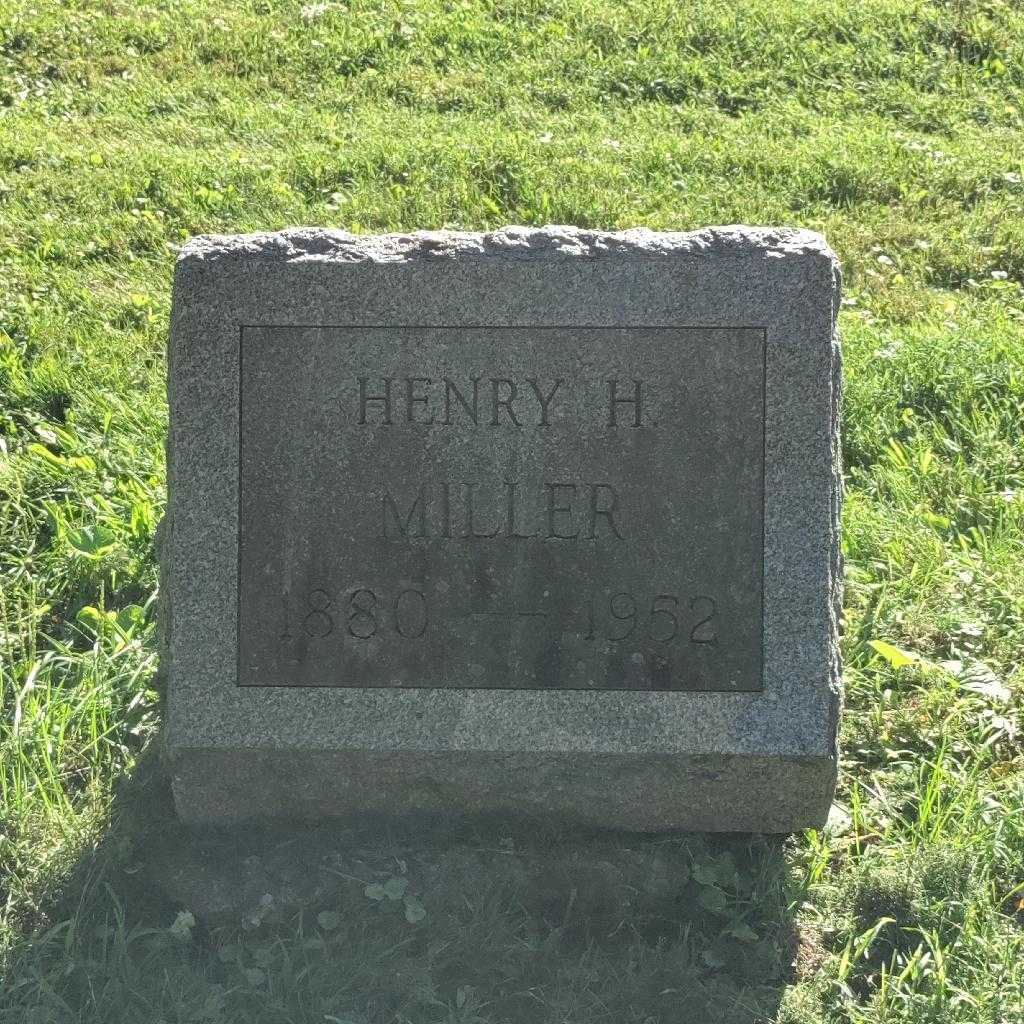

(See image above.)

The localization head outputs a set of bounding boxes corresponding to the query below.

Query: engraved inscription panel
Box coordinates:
[238,327,765,691]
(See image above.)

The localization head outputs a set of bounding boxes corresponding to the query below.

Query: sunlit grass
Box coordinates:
[1,0,1023,1021]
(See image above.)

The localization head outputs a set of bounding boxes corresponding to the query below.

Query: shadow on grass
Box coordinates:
[3,752,808,1024]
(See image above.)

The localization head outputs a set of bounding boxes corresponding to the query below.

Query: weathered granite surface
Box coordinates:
[163,225,842,831]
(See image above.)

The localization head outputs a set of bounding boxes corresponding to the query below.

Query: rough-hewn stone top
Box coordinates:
[178,224,839,268]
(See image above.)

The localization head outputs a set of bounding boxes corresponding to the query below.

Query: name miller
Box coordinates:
[382,480,625,540]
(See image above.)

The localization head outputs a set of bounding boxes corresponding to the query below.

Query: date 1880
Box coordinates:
[281,587,429,642]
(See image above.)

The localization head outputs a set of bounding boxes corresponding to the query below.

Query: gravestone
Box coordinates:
[162,225,842,832]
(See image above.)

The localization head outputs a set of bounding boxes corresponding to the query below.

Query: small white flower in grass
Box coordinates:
[301,3,333,21]
[875,254,893,266]
[991,270,1008,280]
[538,132,553,144]
[601,138,621,150]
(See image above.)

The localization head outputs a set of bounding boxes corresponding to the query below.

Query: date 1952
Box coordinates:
[582,592,717,645]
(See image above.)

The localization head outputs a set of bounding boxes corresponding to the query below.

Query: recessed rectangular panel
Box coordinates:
[238,326,765,691]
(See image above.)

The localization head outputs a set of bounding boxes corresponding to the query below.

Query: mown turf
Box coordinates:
[1,1,1023,1021]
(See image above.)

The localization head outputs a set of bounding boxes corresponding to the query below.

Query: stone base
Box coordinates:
[167,747,836,833]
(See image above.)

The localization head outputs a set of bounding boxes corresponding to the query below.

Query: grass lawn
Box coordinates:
[2,0,1024,1020]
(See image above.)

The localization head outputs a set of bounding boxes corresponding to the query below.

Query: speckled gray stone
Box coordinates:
[163,225,842,832]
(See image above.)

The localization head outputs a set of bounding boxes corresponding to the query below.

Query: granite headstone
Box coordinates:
[161,225,842,831]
